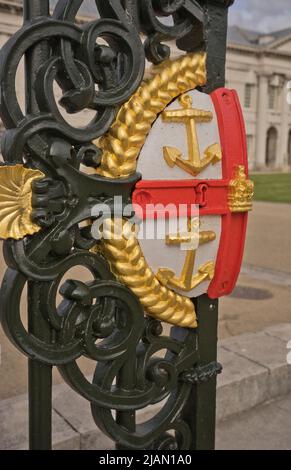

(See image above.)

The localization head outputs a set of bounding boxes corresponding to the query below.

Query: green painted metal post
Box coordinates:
[182,0,233,450]
[183,296,219,450]
[27,282,52,450]
[24,0,53,451]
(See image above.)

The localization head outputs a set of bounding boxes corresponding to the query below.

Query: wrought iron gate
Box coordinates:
[0,0,234,451]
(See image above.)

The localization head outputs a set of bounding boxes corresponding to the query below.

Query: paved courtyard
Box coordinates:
[219,201,291,337]
[243,201,291,273]
[0,201,290,399]
[216,393,291,450]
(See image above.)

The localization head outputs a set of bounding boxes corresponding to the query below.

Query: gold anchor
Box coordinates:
[157,219,216,292]
[162,94,222,176]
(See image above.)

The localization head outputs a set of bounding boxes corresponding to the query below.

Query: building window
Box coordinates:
[246,135,253,159]
[246,135,254,167]
[288,130,291,166]
[269,86,277,110]
[244,84,252,108]
[266,127,278,167]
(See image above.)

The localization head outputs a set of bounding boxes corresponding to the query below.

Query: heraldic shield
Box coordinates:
[0,53,254,330]
[96,54,254,329]
[133,87,253,302]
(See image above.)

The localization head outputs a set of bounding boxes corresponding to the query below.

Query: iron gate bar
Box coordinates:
[0,0,235,451]
[203,0,235,93]
[183,296,220,450]
[24,0,53,451]
[182,1,234,449]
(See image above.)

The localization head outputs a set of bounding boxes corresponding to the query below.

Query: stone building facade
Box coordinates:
[227,26,291,170]
[1,1,291,171]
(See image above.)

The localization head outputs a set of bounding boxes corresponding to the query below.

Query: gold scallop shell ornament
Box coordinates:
[0,164,44,240]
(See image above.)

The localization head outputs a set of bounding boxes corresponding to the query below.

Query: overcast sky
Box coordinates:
[229,0,291,33]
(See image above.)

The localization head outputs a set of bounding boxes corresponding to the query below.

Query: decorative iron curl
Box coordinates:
[0,246,200,448]
[0,0,219,451]
[138,0,204,63]
[0,4,145,166]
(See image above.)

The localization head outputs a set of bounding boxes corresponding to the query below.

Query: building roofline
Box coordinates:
[0,0,93,23]
[227,42,291,60]
[228,25,291,49]
[268,33,291,51]
[0,1,22,15]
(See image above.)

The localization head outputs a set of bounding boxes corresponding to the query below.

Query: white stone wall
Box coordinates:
[226,44,291,170]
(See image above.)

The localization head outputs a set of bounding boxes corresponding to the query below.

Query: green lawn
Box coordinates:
[250,173,291,204]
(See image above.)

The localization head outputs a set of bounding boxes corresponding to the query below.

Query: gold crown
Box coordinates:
[228,166,254,213]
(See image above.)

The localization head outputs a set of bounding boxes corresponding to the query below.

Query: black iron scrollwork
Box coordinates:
[138,0,204,63]
[0,0,227,450]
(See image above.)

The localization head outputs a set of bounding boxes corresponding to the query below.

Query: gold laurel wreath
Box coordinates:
[95,53,207,328]
[97,53,206,178]
[101,219,197,328]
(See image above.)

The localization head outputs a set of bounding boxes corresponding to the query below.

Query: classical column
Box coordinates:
[255,74,269,168]
[278,78,290,168]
